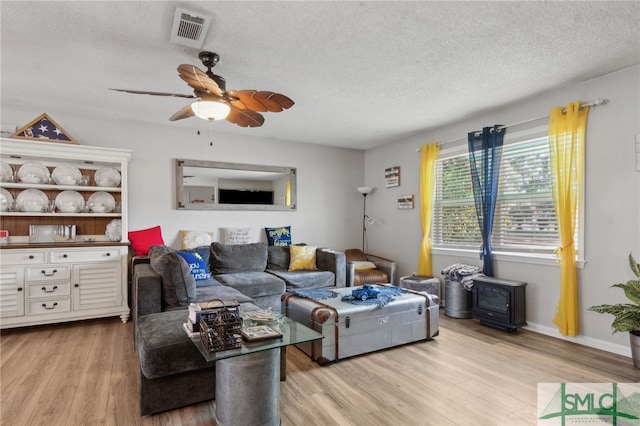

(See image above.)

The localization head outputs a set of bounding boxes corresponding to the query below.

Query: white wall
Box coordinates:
[363,65,640,356]
[0,108,366,250]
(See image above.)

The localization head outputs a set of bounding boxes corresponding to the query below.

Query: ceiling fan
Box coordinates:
[110,51,294,127]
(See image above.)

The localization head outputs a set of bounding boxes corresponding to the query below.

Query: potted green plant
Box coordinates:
[588,253,640,369]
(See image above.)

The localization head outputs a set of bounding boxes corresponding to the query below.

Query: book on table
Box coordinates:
[242,325,282,342]
[188,299,240,325]
[182,323,199,338]
[185,318,200,333]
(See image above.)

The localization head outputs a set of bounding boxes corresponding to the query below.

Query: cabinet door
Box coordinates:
[72,262,123,311]
[0,266,25,318]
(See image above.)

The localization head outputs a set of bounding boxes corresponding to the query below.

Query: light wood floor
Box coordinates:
[1,312,638,426]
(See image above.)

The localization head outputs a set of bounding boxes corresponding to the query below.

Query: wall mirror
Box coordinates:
[175,159,297,211]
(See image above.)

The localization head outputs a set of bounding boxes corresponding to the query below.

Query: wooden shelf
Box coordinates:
[0,138,130,240]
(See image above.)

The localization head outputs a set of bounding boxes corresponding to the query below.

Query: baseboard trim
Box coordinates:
[523,322,631,358]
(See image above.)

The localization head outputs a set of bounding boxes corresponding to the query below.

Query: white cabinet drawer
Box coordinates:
[27,282,71,299]
[50,248,122,263]
[1,251,47,264]
[27,298,71,315]
[25,266,71,282]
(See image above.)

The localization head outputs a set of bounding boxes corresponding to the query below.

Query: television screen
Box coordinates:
[218,189,274,204]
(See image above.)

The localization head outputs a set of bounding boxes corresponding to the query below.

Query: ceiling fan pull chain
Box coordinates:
[209,120,214,147]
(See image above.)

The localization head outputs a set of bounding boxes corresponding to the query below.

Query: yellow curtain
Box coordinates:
[417,142,440,276]
[548,101,589,337]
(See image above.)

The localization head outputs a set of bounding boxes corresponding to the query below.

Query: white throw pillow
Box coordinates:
[350,260,377,270]
[223,227,252,244]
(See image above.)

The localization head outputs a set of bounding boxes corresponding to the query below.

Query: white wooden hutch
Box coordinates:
[0,138,131,328]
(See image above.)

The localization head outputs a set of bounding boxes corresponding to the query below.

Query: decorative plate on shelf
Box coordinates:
[0,188,14,211]
[16,189,49,212]
[87,191,116,213]
[105,219,122,241]
[17,162,50,184]
[52,164,82,186]
[94,167,121,187]
[55,190,85,213]
[1,161,14,182]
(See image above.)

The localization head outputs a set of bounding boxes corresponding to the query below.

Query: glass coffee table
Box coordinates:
[190,312,323,426]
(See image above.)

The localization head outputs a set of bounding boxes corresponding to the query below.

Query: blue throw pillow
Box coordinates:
[177,250,211,281]
[265,226,292,246]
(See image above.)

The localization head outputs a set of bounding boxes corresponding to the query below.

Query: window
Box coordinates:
[432,136,573,257]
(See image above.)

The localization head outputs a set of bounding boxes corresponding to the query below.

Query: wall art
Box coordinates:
[385,166,400,187]
[397,194,414,209]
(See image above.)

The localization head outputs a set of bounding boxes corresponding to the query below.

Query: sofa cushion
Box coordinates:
[289,245,317,271]
[351,260,377,270]
[136,300,265,380]
[267,269,335,290]
[265,226,292,246]
[195,283,256,304]
[214,271,286,300]
[267,246,290,270]
[352,269,390,286]
[148,245,173,256]
[210,242,268,274]
[223,227,253,244]
[129,226,165,256]
[150,245,218,289]
[176,250,211,281]
[180,229,214,249]
[187,246,218,288]
[135,310,209,380]
[345,248,368,262]
[150,250,196,308]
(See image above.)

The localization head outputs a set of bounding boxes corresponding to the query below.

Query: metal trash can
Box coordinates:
[399,275,441,299]
[444,279,472,318]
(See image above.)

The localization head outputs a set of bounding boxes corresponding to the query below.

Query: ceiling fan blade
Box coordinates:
[226,106,265,127]
[169,104,196,121]
[110,88,196,99]
[177,64,223,96]
[230,90,294,113]
[229,90,269,112]
[253,92,295,112]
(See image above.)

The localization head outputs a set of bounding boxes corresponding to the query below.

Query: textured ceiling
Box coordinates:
[1,1,639,150]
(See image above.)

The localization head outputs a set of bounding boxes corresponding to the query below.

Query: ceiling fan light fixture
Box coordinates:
[191,100,231,121]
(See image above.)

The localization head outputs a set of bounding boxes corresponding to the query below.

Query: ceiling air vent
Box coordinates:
[170,8,211,49]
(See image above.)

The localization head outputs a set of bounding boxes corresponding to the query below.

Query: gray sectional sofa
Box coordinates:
[209,242,346,308]
[132,242,345,415]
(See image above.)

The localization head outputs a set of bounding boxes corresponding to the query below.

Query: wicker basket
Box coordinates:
[199,301,243,353]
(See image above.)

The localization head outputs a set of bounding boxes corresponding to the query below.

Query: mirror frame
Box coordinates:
[175,159,297,211]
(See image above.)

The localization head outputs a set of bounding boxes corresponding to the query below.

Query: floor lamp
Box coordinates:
[357,186,374,252]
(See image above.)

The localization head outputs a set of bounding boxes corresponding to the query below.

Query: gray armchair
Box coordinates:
[345,249,397,287]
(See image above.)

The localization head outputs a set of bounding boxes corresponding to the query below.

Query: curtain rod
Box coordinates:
[416,97,606,151]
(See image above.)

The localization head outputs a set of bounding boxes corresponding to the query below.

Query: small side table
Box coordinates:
[399,275,441,299]
[190,313,323,426]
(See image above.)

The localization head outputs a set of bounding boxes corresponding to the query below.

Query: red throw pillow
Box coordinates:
[128,226,165,256]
